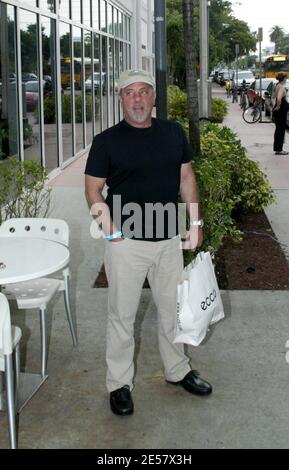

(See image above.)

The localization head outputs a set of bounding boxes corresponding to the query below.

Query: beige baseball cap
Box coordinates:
[118,69,155,91]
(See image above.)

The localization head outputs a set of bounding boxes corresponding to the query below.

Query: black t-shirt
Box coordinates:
[85,118,193,241]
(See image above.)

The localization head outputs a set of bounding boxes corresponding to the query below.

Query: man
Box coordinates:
[85,69,212,416]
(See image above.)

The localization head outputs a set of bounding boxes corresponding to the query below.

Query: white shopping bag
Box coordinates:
[174,251,224,346]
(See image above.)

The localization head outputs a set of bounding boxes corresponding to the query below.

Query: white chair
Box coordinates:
[0,293,21,449]
[0,218,78,378]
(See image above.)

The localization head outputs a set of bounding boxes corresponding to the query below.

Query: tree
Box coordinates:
[182,0,200,157]
[167,0,256,85]
[270,26,285,54]
[167,5,184,85]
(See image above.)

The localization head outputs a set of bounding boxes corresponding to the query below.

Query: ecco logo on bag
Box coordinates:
[201,289,217,311]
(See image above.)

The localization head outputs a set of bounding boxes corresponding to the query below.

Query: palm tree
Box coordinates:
[270,26,285,54]
[182,0,200,157]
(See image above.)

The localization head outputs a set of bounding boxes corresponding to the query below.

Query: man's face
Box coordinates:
[119,82,156,127]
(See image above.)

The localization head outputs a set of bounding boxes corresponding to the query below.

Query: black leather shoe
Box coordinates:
[167,370,212,396]
[110,386,134,416]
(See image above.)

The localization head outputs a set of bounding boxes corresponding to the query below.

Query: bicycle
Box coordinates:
[242,102,261,123]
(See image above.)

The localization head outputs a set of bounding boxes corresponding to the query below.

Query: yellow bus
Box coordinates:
[264,54,289,79]
[61,57,82,89]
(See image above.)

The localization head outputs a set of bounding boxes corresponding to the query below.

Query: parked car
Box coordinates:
[85,72,106,93]
[22,72,38,82]
[234,70,255,91]
[247,78,274,115]
[24,81,39,111]
[24,80,49,112]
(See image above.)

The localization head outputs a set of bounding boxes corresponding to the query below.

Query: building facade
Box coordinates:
[0,0,154,175]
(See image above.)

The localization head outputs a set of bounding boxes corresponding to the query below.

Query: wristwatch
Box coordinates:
[190,219,204,228]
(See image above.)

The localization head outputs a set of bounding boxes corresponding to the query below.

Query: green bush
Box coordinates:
[43,94,99,124]
[168,85,228,126]
[211,98,228,123]
[0,158,51,225]
[167,85,275,261]
[201,124,275,213]
[168,85,188,123]
[183,124,275,263]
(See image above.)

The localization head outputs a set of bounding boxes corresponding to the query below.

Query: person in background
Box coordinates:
[85,69,212,416]
[273,72,289,156]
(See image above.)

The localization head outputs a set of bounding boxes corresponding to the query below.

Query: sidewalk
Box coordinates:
[1,88,289,449]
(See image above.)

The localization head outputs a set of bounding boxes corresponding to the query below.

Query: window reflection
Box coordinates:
[114,40,120,123]
[20,9,41,164]
[71,0,81,23]
[59,0,70,18]
[84,32,93,146]
[115,9,119,37]
[42,16,58,172]
[19,0,37,7]
[83,0,91,27]
[60,22,73,161]
[39,1,55,12]
[93,0,99,30]
[119,12,123,39]
[107,4,113,35]
[93,33,101,136]
[109,38,114,126]
[102,36,108,130]
[73,26,83,153]
[100,0,107,32]
[0,3,19,161]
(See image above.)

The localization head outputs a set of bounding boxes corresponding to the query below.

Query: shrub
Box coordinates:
[168,85,228,127]
[0,158,51,225]
[183,124,275,263]
[211,98,228,123]
[168,85,188,123]
[201,124,275,213]
[167,85,274,259]
[43,94,99,124]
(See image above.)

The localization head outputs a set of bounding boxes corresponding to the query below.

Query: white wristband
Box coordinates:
[190,219,204,228]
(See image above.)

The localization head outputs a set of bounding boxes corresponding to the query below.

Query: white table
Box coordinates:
[0,237,70,411]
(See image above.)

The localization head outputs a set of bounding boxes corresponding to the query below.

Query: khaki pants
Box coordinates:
[104,236,190,392]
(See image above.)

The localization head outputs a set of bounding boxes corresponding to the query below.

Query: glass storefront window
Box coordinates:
[115,9,119,37]
[42,16,58,172]
[107,4,113,35]
[127,18,131,41]
[0,3,19,161]
[101,36,108,130]
[84,32,93,146]
[93,33,101,136]
[71,0,81,23]
[20,9,41,164]
[100,0,107,32]
[114,40,120,123]
[119,12,123,39]
[73,26,83,153]
[83,0,91,27]
[39,1,55,12]
[19,0,37,7]
[92,0,99,30]
[0,0,133,172]
[122,14,126,40]
[108,38,114,126]
[60,22,73,162]
[59,0,70,18]
[127,44,131,69]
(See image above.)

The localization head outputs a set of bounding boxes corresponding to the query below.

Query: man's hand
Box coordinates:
[182,227,203,251]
